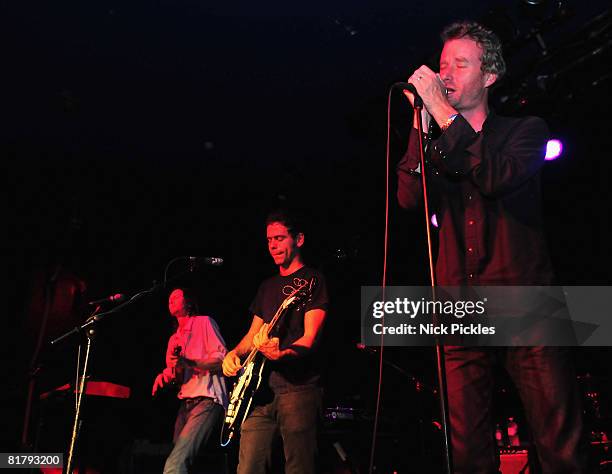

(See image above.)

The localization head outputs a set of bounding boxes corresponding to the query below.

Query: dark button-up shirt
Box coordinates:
[397,112,554,285]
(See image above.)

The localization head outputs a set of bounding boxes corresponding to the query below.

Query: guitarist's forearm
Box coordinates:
[259,338,312,360]
[232,337,255,358]
[277,346,307,360]
[268,339,315,361]
[232,315,265,357]
[270,309,326,361]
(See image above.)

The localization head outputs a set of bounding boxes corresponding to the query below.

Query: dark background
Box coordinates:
[3,0,611,471]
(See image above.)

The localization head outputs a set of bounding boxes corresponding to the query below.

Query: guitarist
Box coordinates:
[222,209,329,474]
[152,288,228,474]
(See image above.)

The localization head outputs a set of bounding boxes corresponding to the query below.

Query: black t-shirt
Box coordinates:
[249,266,329,393]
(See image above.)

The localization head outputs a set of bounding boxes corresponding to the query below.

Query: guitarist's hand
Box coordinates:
[252,323,269,349]
[254,324,282,361]
[222,350,242,377]
[258,337,282,360]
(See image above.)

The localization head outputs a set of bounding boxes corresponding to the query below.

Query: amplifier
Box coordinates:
[499,448,530,474]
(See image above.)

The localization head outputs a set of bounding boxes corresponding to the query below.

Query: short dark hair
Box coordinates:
[265,208,306,239]
[441,21,506,79]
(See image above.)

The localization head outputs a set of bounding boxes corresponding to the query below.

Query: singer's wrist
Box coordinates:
[440,113,459,131]
[430,102,458,130]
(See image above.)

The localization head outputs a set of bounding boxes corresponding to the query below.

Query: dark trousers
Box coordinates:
[163,397,224,474]
[444,346,589,474]
[237,386,322,474]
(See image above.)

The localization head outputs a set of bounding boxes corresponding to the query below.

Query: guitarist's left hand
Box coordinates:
[253,324,282,361]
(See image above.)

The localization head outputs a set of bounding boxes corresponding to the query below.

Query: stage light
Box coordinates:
[431,214,438,228]
[545,139,563,160]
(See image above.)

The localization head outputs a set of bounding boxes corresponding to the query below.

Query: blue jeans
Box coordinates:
[444,346,590,473]
[237,386,322,474]
[163,397,224,474]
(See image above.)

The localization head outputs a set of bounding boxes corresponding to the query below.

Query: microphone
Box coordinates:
[188,256,224,267]
[88,293,126,305]
[393,82,423,108]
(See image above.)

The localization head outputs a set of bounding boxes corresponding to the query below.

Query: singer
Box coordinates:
[152,288,228,474]
[397,21,589,472]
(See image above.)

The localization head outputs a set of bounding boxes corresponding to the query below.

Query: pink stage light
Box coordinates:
[431,214,438,228]
[545,139,563,160]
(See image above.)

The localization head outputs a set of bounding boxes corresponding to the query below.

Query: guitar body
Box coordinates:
[220,355,266,445]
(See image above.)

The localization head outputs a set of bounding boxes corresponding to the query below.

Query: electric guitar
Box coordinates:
[220,277,315,446]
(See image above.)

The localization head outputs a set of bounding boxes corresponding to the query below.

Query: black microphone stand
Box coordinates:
[50,285,158,474]
[50,263,192,474]
[412,96,454,474]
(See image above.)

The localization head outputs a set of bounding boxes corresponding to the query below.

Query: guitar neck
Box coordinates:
[242,279,311,366]
[243,293,294,365]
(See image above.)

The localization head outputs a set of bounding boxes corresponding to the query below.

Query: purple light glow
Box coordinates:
[545,139,563,160]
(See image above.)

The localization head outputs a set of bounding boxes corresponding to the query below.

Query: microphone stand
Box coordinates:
[51,286,157,474]
[412,99,453,474]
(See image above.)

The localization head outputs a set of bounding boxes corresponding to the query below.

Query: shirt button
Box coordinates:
[468,219,475,226]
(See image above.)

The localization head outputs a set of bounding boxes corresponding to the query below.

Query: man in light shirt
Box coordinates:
[153,288,228,474]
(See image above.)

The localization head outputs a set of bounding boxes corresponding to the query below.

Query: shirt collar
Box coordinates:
[482,109,499,133]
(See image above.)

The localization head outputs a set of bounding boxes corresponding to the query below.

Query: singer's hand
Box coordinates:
[404,88,432,132]
[408,66,446,108]
[408,66,457,129]
[402,88,417,108]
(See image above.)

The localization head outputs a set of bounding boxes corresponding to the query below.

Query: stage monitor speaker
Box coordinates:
[500,448,530,474]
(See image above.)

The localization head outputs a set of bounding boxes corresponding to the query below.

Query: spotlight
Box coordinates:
[431,214,438,228]
[545,139,563,160]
